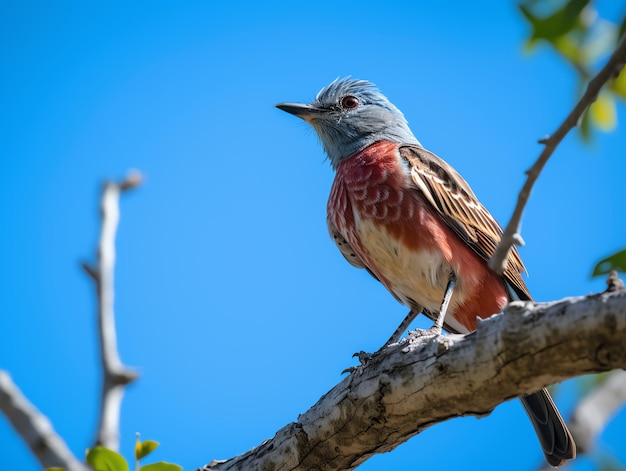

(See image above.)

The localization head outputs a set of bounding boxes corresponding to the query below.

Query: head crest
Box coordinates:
[315,78,380,105]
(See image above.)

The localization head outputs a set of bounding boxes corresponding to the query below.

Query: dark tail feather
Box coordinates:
[520,389,576,467]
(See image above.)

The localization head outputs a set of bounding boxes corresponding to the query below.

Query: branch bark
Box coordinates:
[198,289,626,471]
[83,172,142,451]
[489,33,626,274]
[0,371,89,471]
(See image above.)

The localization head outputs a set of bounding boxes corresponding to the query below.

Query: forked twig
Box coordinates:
[83,171,142,450]
[489,35,626,274]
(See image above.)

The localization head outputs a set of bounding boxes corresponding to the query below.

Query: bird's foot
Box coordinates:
[403,325,442,352]
[404,325,455,355]
[341,350,377,375]
[354,350,374,365]
[407,324,442,340]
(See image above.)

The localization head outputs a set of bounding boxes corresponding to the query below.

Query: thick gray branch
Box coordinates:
[85,172,142,450]
[489,34,626,274]
[0,371,89,471]
[199,289,626,471]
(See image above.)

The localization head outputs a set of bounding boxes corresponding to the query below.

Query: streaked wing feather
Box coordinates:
[328,216,392,289]
[399,145,530,299]
[327,217,367,270]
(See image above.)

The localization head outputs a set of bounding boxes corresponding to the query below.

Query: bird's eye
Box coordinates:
[341,96,359,109]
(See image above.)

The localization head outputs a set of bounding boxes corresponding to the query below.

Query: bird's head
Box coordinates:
[276,78,421,168]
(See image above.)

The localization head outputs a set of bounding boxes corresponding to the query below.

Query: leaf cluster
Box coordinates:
[45,438,182,471]
[520,0,626,137]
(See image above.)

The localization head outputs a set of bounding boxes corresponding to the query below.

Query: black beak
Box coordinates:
[275,103,325,122]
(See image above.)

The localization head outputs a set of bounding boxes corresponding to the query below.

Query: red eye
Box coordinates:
[341,95,359,109]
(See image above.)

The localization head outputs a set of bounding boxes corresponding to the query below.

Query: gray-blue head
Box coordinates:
[276,78,421,168]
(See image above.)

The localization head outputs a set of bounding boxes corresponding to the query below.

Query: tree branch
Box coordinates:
[85,171,142,451]
[198,289,626,471]
[0,172,142,468]
[0,370,89,471]
[569,369,626,453]
[489,34,626,274]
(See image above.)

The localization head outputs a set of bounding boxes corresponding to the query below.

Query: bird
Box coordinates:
[276,78,576,467]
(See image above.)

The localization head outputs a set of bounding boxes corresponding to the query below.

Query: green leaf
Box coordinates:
[519,3,540,47]
[86,447,129,471]
[139,463,183,471]
[597,452,626,471]
[577,372,611,396]
[552,35,584,66]
[619,13,626,40]
[135,439,160,460]
[610,68,626,100]
[592,249,626,276]
[519,0,590,43]
[590,93,617,131]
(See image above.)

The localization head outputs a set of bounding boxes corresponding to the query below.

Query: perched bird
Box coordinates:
[276,78,576,467]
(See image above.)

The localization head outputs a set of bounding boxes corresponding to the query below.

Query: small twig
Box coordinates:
[87,171,143,450]
[489,34,626,274]
[605,270,625,293]
[0,370,88,471]
[81,262,99,281]
[119,170,143,192]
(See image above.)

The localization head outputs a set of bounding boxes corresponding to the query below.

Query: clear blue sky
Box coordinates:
[1,2,625,470]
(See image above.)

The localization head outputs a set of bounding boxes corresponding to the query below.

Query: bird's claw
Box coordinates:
[352,350,373,364]
[342,350,375,375]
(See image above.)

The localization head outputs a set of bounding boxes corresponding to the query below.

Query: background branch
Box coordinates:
[0,171,142,468]
[83,171,142,451]
[0,371,88,471]
[489,34,626,274]
[569,369,626,454]
[198,289,626,471]
[536,369,626,471]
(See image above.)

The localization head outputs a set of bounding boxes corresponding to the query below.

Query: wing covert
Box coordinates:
[399,145,530,299]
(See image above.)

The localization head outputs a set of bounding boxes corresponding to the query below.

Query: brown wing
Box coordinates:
[399,145,531,300]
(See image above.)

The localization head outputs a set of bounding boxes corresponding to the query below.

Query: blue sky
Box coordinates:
[1,2,625,470]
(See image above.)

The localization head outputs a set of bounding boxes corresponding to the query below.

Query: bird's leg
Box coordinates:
[347,309,421,369]
[383,309,421,347]
[429,271,456,335]
[346,274,457,373]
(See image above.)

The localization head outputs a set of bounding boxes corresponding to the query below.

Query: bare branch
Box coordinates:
[86,171,142,450]
[569,370,626,453]
[0,370,88,471]
[81,262,99,281]
[606,270,625,293]
[198,289,626,471]
[119,170,143,192]
[0,172,141,468]
[489,35,626,274]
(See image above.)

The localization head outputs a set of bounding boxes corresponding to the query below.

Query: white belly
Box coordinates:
[353,218,468,316]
